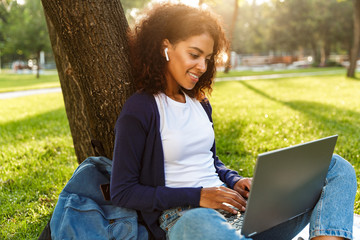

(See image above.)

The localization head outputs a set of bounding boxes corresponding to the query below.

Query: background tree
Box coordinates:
[246,0,351,66]
[313,0,353,66]
[271,0,322,62]
[236,1,272,54]
[120,0,151,25]
[41,0,134,163]
[347,0,360,78]
[0,0,22,67]
[327,0,353,62]
[0,1,8,20]
[224,0,239,73]
[0,0,11,67]
[2,0,51,77]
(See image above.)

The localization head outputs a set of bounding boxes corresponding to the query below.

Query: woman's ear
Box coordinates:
[162,39,171,61]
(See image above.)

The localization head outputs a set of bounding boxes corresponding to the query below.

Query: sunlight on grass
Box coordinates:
[215,67,345,78]
[0,73,60,93]
[211,75,360,214]
[0,73,359,238]
[0,93,77,239]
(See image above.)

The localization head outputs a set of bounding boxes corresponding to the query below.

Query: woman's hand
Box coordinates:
[199,186,247,214]
[233,178,252,199]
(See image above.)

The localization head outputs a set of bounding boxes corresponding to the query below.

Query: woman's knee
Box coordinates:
[175,208,225,229]
[329,154,357,191]
[169,208,241,240]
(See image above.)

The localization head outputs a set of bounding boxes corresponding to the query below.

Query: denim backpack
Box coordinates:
[49,156,148,240]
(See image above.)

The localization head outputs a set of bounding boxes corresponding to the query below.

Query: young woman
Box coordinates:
[110,3,357,240]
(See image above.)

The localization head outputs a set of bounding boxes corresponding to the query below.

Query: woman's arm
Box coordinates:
[212,150,243,188]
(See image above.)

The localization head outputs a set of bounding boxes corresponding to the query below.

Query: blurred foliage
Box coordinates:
[0,0,51,67]
[120,0,354,66]
[212,0,353,61]
[0,0,356,68]
[120,0,151,25]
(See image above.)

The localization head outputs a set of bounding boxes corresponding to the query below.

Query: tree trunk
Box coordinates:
[311,41,321,66]
[319,40,331,67]
[36,50,40,78]
[324,41,331,65]
[224,0,239,73]
[44,12,95,162]
[41,0,134,163]
[320,42,326,67]
[347,0,360,78]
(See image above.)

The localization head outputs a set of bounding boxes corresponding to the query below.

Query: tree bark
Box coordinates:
[319,40,331,67]
[44,12,95,162]
[36,50,40,78]
[347,0,360,78]
[311,41,321,66]
[41,0,134,162]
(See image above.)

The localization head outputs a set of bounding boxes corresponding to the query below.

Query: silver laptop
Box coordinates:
[241,135,338,237]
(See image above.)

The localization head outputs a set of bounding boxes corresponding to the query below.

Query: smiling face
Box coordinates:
[164,33,214,95]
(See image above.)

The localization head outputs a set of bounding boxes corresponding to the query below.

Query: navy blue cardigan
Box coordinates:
[110,92,242,239]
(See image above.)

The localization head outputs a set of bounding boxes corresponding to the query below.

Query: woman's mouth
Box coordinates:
[188,72,199,82]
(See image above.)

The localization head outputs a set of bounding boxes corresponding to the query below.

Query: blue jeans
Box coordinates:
[160,154,357,240]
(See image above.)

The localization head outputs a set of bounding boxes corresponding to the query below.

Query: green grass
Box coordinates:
[0,72,359,238]
[0,67,345,93]
[0,72,60,93]
[215,66,345,78]
[211,73,360,215]
[0,93,77,239]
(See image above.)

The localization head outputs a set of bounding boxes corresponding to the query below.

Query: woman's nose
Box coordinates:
[197,58,207,72]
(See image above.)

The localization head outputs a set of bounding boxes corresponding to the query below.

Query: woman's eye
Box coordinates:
[190,53,199,59]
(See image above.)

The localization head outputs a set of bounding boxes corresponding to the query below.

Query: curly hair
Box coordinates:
[128,3,228,100]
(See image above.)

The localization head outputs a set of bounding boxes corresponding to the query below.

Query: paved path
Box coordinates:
[0,87,61,99]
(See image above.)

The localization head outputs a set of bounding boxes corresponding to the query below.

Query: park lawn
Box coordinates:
[0,74,359,239]
[215,66,345,78]
[0,73,60,93]
[0,93,77,239]
[211,74,360,213]
[0,67,346,93]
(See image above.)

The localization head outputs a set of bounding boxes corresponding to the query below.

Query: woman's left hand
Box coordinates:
[233,178,252,199]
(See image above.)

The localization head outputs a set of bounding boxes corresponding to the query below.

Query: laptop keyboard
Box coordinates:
[217,209,245,231]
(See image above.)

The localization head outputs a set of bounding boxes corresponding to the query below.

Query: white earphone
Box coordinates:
[164,48,169,61]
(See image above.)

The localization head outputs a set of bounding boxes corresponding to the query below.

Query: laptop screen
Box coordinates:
[241,135,337,237]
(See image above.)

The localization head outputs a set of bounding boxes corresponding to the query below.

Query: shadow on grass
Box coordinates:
[346,76,360,81]
[238,81,360,162]
[239,81,360,132]
[0,107,70,147]
[238,80,360,214]
[213,112,254,176]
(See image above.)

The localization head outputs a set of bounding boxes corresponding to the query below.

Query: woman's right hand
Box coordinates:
[199,186,247,214]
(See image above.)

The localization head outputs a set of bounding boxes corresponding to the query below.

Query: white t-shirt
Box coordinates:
[154,92,223,188]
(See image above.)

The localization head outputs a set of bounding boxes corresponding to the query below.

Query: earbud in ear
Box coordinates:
[164,48,169,61]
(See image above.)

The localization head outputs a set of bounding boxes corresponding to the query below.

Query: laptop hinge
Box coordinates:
[248,232,257,237]
[288,208,312,221]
